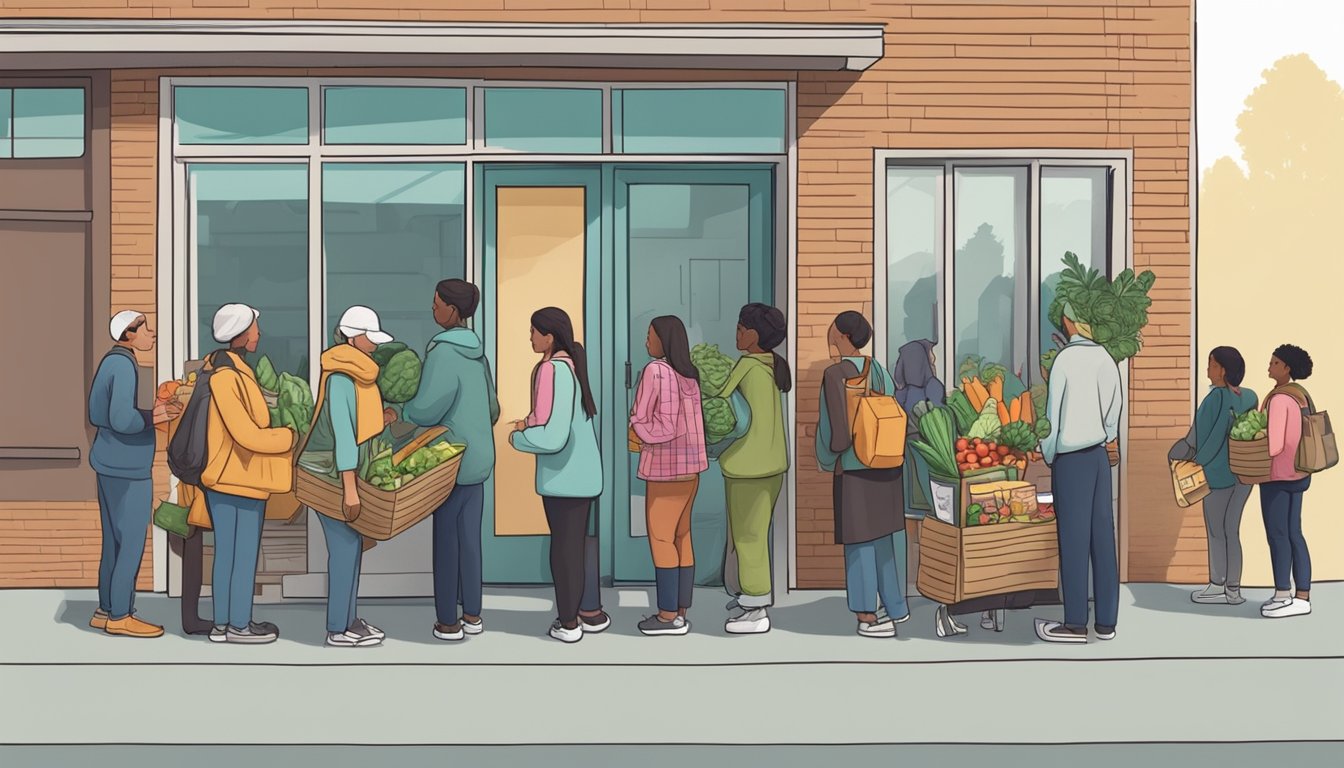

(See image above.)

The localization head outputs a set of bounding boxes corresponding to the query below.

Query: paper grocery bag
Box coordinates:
[1170,460,1210,508]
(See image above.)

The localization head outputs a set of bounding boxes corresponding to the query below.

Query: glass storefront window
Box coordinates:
[885,166,943,369]
[176,87,309,145]
[1041,166,1111,358]
[481,88,602,153]
[953,167,1029,387]
[323,163,467,358]
[190,163,310,379]
[1,88,85,158]
[323,87,467,145]
[614,88,786,154]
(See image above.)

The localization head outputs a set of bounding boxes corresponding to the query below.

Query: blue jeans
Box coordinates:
[1051,445,1119,630]
[433,482,485,624]
[95,475,152,619]
[1260,476,1312,592]
[204,490,265,630]
[843,530,910,618]
[317,514,363,634]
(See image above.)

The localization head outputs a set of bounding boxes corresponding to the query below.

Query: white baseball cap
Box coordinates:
[109,310,146,341]
[338,306,393,345]
[212,303,260,344]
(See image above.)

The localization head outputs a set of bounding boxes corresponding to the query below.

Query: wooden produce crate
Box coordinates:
[1229,437,1271,484]
[294,427,463,541]
[916,516,1060,605]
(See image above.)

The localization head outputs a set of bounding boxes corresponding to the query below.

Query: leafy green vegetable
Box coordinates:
[691,344,739,443]
[946,390,978,436]
[377,349,422,404]
[1046,252,1156,363]
[911,406,959,479]
[255,355,280,393]
[967,399,1002,441]
[965,503,984,526]
[1230,410,1268,441]
[370,342,409,369]
[998,421,1040,453]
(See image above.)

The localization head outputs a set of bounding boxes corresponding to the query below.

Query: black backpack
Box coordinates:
[167,351,236,486]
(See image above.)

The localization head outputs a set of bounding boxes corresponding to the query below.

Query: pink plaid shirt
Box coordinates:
[630,360,708,481]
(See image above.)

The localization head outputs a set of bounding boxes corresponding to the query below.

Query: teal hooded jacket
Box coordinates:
[403,327,501,486]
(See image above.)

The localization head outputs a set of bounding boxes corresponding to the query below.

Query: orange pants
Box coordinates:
[645,477,699,569]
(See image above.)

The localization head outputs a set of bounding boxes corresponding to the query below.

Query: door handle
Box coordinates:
[625,361,632,389]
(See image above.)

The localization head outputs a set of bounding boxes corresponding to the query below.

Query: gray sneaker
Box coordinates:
[1224,587,1246,605]
[1191,584,1227,604]
[638,615,689,636]
[226,622,278,645]
[327,622,382,647]
[354,618,385,640]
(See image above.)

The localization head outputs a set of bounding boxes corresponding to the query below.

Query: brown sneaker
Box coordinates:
[89,610,109,630]
[105,615,165,638]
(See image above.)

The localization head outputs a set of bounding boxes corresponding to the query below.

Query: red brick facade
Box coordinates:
[0,1,1195,589]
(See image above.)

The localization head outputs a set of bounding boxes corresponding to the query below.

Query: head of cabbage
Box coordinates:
[377,349,422,404]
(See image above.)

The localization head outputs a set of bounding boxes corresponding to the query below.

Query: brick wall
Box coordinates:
[3,1,1196,588]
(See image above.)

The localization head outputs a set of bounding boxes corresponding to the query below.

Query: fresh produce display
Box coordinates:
[966,399,1003,441]
[1230,410,1269,441]
[965,495,1056,527]
[270,371,315,435]
[373,345,422,404]
[1044,251,1157,367]
[910,406,961,479]
[691,343,738,443]
[363,440,465,492]
[953,436,1031,474]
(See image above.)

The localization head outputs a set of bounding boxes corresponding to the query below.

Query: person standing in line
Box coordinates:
[716,304,792,635]
[192,304,298,645]
[403,280,501,642]
[816,312,910,638]
[299,307,400,647]
[1168,346,1258,606]
[1034,304,1123,644]
[630,316,709,636]
[87,311,181,638]
[509,308,604,644]
[1259,344,1317,619]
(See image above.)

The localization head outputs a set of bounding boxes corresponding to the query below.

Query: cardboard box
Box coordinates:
[917,516,1060,604]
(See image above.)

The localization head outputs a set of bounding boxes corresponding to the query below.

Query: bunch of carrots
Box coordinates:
[960,375,1035,428]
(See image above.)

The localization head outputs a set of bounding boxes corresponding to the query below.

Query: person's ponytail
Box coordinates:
[566,340,598,419]
[738,303,792,394]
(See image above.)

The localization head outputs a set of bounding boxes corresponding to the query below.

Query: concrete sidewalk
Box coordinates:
[1,583,1341,752]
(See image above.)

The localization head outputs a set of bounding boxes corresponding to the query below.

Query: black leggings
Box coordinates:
[544,497,593,626]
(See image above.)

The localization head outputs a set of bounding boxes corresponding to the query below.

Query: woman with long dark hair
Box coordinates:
[1168,346,1257,605]
[714,303,791,635]
[817,312,909,638]
[509,307,604,643]
[1259,344,1316,619]
[630,316,709,636]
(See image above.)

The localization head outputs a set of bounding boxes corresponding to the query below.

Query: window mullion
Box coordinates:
[941,161,955,388]
[1028,161,1042,386]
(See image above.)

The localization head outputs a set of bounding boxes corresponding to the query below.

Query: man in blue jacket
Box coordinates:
[404,280,501,641]
[88,311,180,638]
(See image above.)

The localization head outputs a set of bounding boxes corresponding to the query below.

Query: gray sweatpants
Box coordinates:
[1203,484,1253,588]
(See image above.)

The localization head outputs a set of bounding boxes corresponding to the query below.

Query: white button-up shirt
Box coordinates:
[1041,335,1123,466]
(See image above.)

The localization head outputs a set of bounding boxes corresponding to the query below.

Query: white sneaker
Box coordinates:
[432,623,465,642]
[1034,618,1087,644]
[725,608,770,635]
[1191,584,1228,604]
[857,620,896,638]
[1263,598,1311,618]
[326,629,381,647]
[354,618,385,640]
[549,620,583,644]
[579,612,611,634]
[1261,596,1294,612]
[462,618,484,636]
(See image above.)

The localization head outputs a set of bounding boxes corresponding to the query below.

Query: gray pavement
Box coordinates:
[1,583,1341,755]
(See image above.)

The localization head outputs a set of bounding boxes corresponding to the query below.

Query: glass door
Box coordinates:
[611,166,775,585]
[478,165,603,583]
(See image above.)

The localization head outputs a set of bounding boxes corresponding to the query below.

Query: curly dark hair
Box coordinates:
[1273,344,1313,381]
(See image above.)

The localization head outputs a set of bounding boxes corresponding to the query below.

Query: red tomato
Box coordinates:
[987,442,997,451]
[979,513,991,525]
[997,446,1011,457]
[975,444,990,458]
[955,438,969,452]
[979,456,994,467]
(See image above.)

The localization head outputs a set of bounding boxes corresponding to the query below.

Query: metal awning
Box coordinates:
[0,20,885,71]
